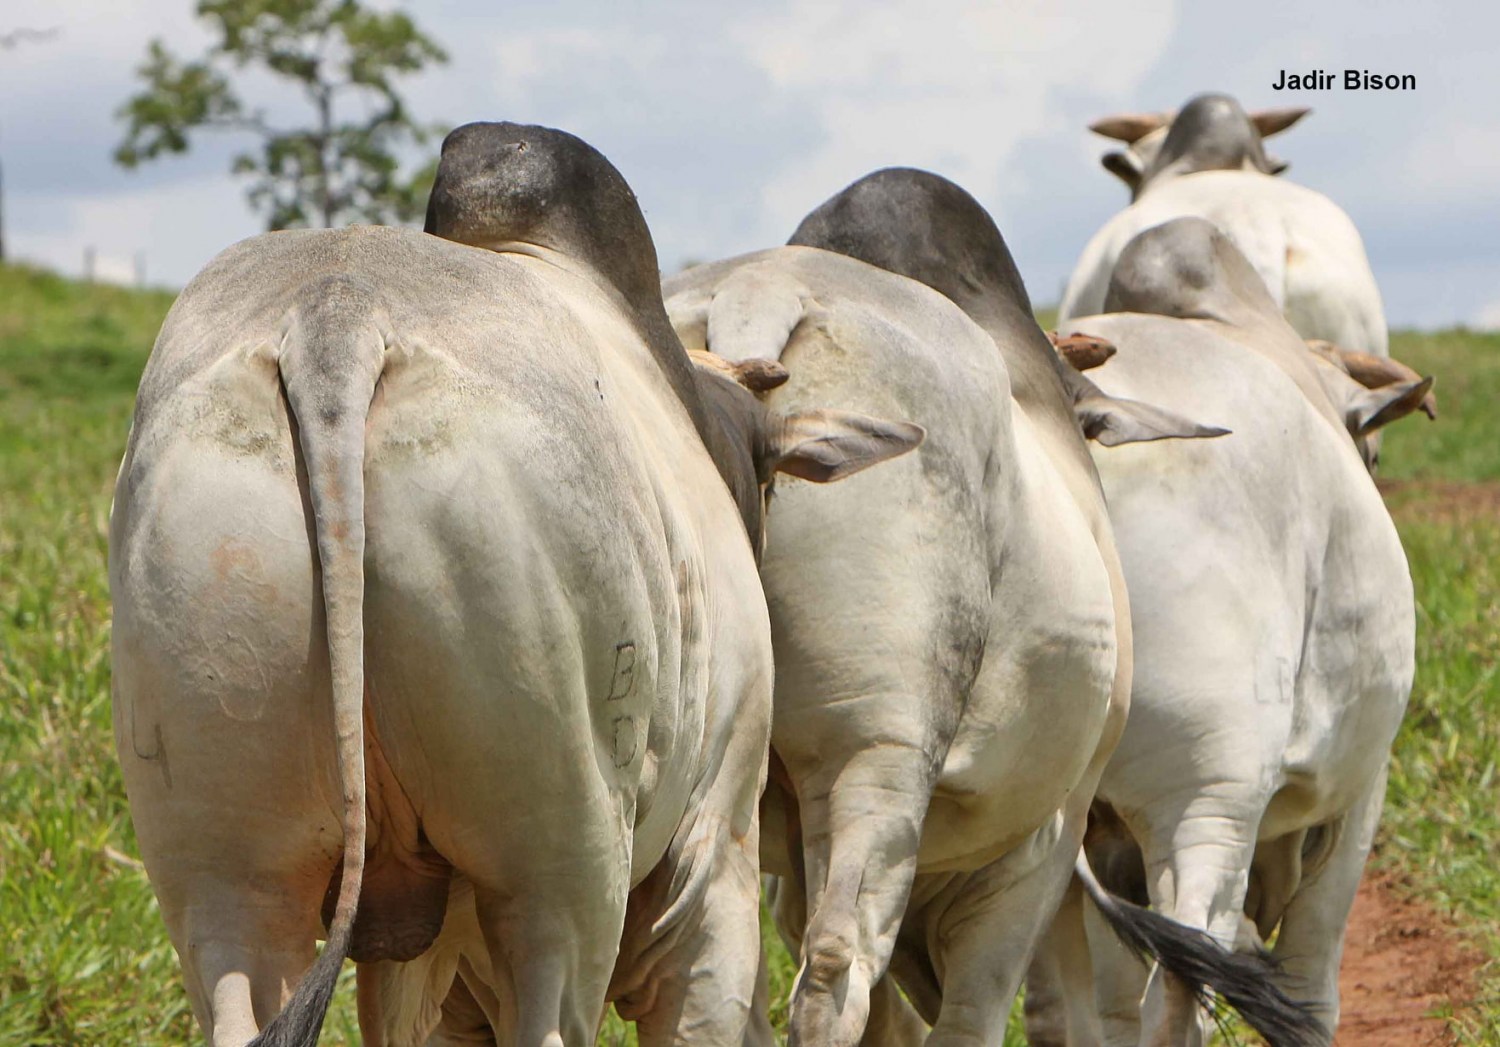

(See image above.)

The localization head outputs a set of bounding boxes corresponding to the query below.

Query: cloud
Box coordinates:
[398,2,821,270]
[0,1,229,194]
[731,0,1178,240]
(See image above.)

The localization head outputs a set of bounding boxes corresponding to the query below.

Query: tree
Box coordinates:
[115,0,447,230]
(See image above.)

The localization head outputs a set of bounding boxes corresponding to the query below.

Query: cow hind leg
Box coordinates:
[465,889,610,1047]
[156,881,327,1047]
[858,975,928,1047]
[417,791,626,1046]
[1267,765,1389,1042]
[785,742,936,1047]
[921,810,1081,1047]
[1085,898,1150,1046]
[1135,807,1263,1047]
[763,873,931,1047]
[1025,875,1106,1047]
[617,819,764,1047]
[429,971,501,1045]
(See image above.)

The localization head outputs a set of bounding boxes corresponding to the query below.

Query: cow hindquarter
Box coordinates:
[111,362,351,1040]
[357,363,678,1038]
[361,348,771,1043]
[882,433,1119,1044]
[925,428,1119,869]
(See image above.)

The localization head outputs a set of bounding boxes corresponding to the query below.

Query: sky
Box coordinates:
[1,0,1496,329]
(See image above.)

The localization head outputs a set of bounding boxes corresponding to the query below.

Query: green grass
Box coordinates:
[1375,326,1500,1041]
[0,265,1492,1043]
[0,266,196,1043]
[1381,501,1500,1043]
[1380,328,1500,482]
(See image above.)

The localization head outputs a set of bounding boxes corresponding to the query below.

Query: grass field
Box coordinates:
[0,260,1496,1043]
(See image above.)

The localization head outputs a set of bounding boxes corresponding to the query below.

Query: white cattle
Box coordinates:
[660,170,1310,1047]
[1060,93,1389,358]
[109,123,920,1047]
[1029,217,1424,1046]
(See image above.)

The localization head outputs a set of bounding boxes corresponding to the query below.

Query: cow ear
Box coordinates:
[1249,106,1311,138]
[731,358,791,393]
[1050,331,1117,371]
[1089,112,1168,143]
[1308,341,1438,420]
[768,409,925,482]
[1076,395,1231,447]
[1344,376,1435,437]
[1101,151,1143,191]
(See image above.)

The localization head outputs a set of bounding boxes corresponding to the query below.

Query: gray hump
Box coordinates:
[425,121,662,311]
[788,167,1034,319]
[1104,216,1279,322]
[1144,92,1270,182]
[425,121,711,443]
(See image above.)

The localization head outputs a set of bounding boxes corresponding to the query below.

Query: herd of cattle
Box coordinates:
[106,92,1434,1046]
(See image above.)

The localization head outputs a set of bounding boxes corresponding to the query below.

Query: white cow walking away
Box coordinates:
[1060,93,1389,358]
[664,169,1313,1047]
[109,123,921,1047]
[1029,217,1425,1047]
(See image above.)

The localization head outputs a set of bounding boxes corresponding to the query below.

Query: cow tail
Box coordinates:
[250,277,386,1047]
[1074,854,1325,1047]
[704,270,808,363]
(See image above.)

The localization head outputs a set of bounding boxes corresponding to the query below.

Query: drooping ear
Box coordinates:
[1075,395,1231,447]
[1101,150,1144,191]
[1344,376,1435,437]
[1050,331,1117,371]
[1089,112,1169,143]
[1306,340,1437,420]
[767,409,925,482]
[1249,106,1311,138]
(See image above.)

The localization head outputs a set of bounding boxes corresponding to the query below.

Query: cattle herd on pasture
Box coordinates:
[106,92,1435,1046]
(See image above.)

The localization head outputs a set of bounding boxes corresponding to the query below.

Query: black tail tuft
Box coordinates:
[246,926,351,1047]
[1076,857,1327,1047]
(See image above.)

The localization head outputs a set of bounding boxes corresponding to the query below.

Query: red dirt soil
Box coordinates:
[1329,480,1493,1045]
[1335,869,1483,1046]
[1377,478,1500,523]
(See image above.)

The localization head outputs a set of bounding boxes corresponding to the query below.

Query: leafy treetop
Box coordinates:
[116,0,447,229]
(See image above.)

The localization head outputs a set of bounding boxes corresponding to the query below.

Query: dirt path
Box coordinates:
[1327,478,1495,1044]
[1335,869,1482,1045]
[1377,478,1500,522]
